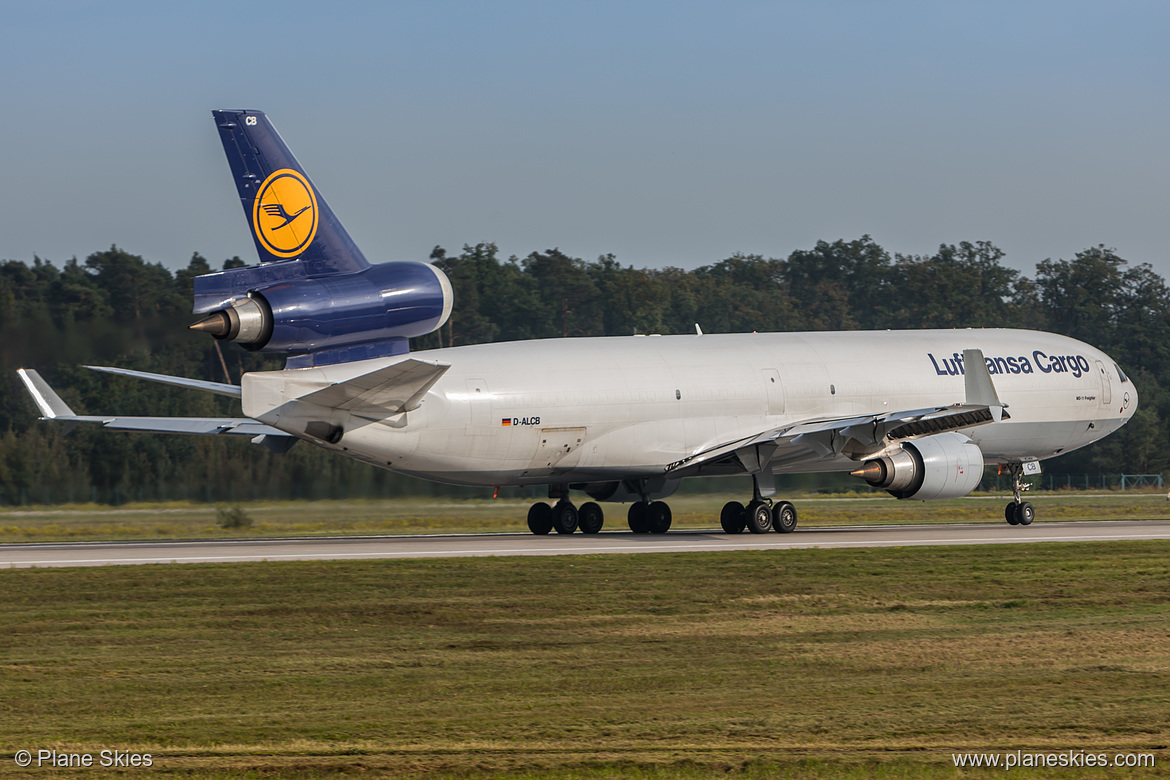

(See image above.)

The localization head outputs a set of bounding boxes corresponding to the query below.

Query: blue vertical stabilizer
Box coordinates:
[212,109,370,275]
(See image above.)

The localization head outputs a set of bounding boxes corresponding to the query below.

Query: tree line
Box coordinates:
[0,238,1166,505]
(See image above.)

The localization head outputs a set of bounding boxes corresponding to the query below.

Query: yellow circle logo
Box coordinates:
[252,169,319,258]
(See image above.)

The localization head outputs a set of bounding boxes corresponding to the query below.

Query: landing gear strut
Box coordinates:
[1004,463,1035,526]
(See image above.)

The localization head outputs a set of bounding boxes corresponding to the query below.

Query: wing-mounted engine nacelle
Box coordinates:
[851,432,984,501]
[191,261,453,355]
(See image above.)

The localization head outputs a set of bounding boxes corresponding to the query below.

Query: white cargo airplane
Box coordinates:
[18,111,1138,535]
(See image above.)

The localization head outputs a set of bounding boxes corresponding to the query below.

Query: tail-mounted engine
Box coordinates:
[190,260,453,367]
[851,432,984,501]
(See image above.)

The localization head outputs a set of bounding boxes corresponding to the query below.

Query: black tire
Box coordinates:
[527,502,553,535]
[552,502,578,534]
[1005,502,1020,525]
[647,501,672,534]
[746,500,772,534]
[772,501,797,533]
[578,502,604,534]
[628,502,650,533]
[1017,501,1035,526]
[720,501,746,534]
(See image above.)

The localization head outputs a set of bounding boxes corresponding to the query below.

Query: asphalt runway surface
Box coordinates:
[3,520,1169,568]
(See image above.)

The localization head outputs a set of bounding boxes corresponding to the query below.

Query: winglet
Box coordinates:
[17,369,76,419]
[17,369,80,434]
[962,349,1006,421]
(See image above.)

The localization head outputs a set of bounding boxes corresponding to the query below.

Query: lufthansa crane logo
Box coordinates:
[252,168,319,258]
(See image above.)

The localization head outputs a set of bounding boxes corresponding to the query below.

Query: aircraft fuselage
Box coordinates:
[241,327,1136,489]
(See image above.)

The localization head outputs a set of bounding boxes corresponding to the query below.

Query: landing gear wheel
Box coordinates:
[578,502,604,534]
[527,502,553,535]
[720,501,746,534]
[1005,501,1035,525]
[628,502,650,533]
[772,501,797,533]
[1016,501,1035,525]
[552,502,578,534]
[745,500,773,534]
[647,501,672,534]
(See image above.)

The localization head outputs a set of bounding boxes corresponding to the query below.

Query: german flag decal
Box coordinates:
[501,418,512,426]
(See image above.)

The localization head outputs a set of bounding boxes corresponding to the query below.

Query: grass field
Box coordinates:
[1,490,1169,543]
[2,536,1168,777]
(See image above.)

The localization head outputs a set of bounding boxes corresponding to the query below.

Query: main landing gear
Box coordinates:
[527,499,606,535]
[718,499,797,534]
[527,483,677,536]
[719,473,798,535]
[524,478,798,536]
[525,499,673,534]
[1004,463,1035,526]
[627,500,672,533]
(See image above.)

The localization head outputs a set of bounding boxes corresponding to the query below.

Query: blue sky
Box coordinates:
[2,1,1167,280]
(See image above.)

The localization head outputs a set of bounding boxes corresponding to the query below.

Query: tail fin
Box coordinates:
[212,109,369,276]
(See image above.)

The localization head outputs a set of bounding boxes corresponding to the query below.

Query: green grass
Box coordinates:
[0,490,1168,543]
[2,542,1168,777]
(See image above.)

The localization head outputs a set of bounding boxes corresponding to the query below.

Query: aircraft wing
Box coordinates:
[83,365,242,398]
[16,368,288,439]
[665,348,1009,476]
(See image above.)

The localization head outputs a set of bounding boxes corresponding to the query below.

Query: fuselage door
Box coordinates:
[1095,361,1112,406]
[761,369,785,416]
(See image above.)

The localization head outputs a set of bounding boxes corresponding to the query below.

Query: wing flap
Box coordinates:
[95,417,283,436]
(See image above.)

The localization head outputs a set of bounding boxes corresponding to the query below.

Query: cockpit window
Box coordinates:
[1114,363,1130,383]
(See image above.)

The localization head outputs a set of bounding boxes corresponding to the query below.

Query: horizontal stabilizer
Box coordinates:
[298,359,450,416]
[84,365,242,398]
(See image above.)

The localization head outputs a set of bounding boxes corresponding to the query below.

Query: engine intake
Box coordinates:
[851,432,984,501]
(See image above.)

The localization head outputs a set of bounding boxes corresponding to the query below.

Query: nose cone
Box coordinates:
[1113,359,1137,421]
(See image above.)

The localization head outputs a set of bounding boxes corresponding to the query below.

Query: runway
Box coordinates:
[3,519,1170,568]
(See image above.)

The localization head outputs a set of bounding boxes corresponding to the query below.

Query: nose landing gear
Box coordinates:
[1004,463,1036,526]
